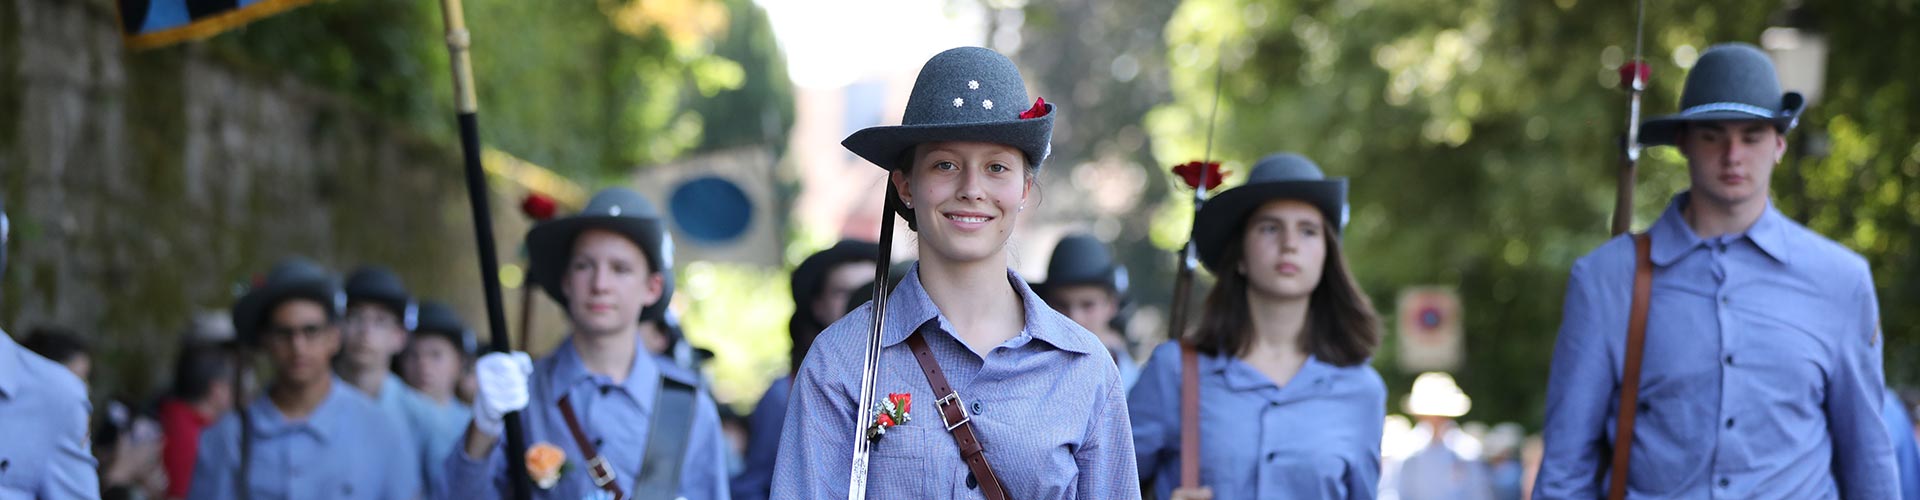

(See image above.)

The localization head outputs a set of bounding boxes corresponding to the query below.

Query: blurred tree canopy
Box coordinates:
[1105,0,1918,427]
[206,0,793,183]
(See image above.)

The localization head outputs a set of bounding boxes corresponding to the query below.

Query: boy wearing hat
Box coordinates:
[1536,43,1896,499]
[337,266,435,414]
[188,257,421,500]
[443,187,729,499]
[1036,233,1140,389]
[0,195,101,498]
[399,300,477,497]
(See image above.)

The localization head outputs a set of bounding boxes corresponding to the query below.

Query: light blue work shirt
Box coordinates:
[187,377,422,500]
[0,330,99,499]
[363,373,446,495]
[1130,340,1385,500]
[411,393,471,498]
[439,336,730,500]
[731,375,790,500]
[1884,389,1919,500]
[771,267,1140,499]
[1535,193,1897,499]
[1396,431,1495,500]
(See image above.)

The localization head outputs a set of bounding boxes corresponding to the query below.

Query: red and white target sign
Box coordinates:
[1397,287,1462,372]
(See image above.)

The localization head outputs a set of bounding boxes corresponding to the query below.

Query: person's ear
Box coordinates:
[890,169,913,208]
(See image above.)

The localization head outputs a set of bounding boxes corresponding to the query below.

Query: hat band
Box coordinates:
[1679,101,1780,119]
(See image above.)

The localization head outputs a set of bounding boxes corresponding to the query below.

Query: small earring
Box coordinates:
[1018,203,1026,212]
[903,201,913,210]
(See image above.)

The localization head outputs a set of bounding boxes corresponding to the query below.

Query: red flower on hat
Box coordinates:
[1172,161,1227,191]
[1018,97,1049,120]
[520,192,558,221]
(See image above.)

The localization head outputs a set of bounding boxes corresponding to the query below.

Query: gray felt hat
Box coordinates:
[1640,43,1806,146]
[841,46,1055,172]
[1193,153,1348,275]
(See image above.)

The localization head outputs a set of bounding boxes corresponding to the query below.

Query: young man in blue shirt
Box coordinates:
[1536,43,1897,499]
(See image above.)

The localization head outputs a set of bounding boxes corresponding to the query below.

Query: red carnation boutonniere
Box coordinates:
[1018,97,1050,120]
[520,192,559,221]
[1172,161,1227,192]
[867,392,914,440]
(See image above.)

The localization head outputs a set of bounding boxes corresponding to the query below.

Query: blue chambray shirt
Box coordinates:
[731,375,790,500]
[0,330,99,499]
[187,377,422,500]
[1130,341,1385,500]
[412,394,471,497]
[1883,390,1920,500]
[439,336,730,500]
[362,372,450,495]
[1535,192,1897,499]
[771,266,1140,499]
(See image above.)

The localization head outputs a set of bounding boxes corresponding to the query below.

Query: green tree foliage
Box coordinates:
[1131,0,1918,426]
[207,0,792,182]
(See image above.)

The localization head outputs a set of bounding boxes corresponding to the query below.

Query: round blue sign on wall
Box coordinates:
[669,176,754,243]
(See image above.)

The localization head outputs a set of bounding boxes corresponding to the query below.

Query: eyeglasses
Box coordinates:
[264,322,332,341]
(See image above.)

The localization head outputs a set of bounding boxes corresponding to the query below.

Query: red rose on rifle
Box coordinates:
[1172,161,1227,191]
[520,192,559,221]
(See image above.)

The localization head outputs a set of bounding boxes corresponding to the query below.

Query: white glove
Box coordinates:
[472,351,533,437]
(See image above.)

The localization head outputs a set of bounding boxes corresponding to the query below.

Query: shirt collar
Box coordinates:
[247,376,353,443]
[1202,349,1337,395]
[1649,191,1793,266]
[542,335,662,410]
[0,330,20,398]
[878,265,1097,355]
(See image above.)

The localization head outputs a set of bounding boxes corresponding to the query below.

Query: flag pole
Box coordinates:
[432,0,532,498]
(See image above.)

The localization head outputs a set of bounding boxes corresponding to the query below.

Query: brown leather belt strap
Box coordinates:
[1608,232,1654,500]
[1179,341,1200,488]
[904,328,1011,500]
[558,394,625,499]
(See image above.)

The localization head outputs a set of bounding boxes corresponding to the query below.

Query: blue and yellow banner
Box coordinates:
[117,0,315,50]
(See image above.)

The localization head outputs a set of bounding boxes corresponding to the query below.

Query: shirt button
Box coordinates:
[971,401,984,415]
[1721,296,1731,305]
[1724,355,1734,366]
[1266,452,1278,462]
[1719,478,1730,488]
[966,472,978,489]
[1638,402,1651,413]
[1725,418,1734,429]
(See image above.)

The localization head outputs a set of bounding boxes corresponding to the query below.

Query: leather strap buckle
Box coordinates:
[588,456,617,487]
[937,392,970,431]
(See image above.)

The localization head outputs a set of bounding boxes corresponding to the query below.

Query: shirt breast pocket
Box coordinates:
[869,424,942,496]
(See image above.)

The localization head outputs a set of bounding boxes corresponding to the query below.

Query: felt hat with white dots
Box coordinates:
[841,46,1055,174]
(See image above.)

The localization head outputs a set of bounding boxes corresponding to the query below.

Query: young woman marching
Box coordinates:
[1130,153,1385,500]
[770,46,1139,499]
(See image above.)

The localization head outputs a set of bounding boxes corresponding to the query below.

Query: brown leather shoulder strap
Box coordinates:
[1179,341,1200,488]
[558,394,625,499]
[904,329,1011,500]
[1608,232,1654,500]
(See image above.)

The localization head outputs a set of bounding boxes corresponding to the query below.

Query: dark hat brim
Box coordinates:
[1639,93,1804,146]
[791,241,882,305]
[841,106,1054,171]
[1193,179,1348,275]
[232,279,342,343]
[526,215,666,308]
